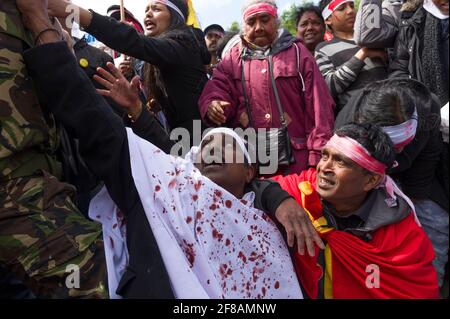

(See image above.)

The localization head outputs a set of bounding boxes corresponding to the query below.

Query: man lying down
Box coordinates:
[89,128,303,299]
[22,29,303,298]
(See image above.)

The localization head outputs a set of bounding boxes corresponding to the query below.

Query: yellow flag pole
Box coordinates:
[119,0,129,61]
[120,0,125,22]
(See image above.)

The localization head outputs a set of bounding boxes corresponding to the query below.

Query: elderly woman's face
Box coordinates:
[144,2,172,36]
[243,13,278,47]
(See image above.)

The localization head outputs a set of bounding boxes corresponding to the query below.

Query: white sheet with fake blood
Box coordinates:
[89,129,303,299]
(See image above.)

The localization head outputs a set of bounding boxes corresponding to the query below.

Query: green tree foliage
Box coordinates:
[228,21,241,33]
[280,1,314,36]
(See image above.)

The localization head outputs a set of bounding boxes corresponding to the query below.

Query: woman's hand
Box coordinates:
[206,100,230,126]
[94,62,143,120]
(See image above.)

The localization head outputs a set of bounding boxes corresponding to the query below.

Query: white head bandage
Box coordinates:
[201,128,253,164]
[382,108,419,150]
[154,0,186,21]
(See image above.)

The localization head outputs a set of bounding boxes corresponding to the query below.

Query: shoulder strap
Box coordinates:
[268,55,288,127]
[241,60,255,127]
[293,42,306,92]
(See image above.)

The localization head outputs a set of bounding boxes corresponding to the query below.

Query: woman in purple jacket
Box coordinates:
[199,0,336,175]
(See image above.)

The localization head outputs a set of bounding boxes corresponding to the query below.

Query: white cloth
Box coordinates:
[89,129,303,299]
[423,0,449,19]
[202,127,253,164]
[441,102,449,143]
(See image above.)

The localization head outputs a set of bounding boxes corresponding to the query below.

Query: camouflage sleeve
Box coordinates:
[1,1,61,182]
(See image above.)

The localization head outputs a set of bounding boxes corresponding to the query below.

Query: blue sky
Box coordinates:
[73,0,311,30]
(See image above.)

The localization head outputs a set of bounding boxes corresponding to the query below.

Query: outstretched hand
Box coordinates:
[94,62,143,119]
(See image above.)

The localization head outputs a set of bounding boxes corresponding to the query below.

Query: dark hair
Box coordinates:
[217,32,239,59]
[143,1,210,108]
[165,0,189,31]
[318,0,331,13]
[354,78,441,132]
[319,0,334,30]
[295,5,325,28]
[335,123,397,170]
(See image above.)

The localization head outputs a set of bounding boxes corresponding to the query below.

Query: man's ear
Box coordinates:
[325,17,333,29]
[363,173,383,192]
[244,164,256,184]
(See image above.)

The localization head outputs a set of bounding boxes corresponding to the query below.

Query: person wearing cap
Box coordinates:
[199,0,336,176]
[203,24,225,76]
[47,0,210,139]
[315,0,389,113]
[272,123,440,298]
[335,78,449,294]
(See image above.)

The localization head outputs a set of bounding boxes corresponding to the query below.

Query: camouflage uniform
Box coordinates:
[0,0,107,298]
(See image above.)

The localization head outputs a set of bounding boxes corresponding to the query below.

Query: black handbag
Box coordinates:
[241,54,296,171]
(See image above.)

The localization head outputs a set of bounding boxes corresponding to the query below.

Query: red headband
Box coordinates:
[243,3,278,21]
[322,0,354,19]
[326,135,387,175]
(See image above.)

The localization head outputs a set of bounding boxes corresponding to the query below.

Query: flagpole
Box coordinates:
[120,0,125,22]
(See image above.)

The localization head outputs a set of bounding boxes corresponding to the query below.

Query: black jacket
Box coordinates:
[390,7,449,104]
[85,12,209,135]
[24,42,290,298]
[335,92,448,211]
[390,8,426,80]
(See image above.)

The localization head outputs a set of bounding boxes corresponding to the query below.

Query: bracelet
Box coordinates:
[34,28,62,46]
[127,112,137,123]
[127,103,144,123]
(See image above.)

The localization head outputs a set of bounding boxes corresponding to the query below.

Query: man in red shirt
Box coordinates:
[272,123,439,299]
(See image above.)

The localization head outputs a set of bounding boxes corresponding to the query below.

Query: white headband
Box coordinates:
[202,128,253,164]
[382,108,419,149]
[154,0,186,21]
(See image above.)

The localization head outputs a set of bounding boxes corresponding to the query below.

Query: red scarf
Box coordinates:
[272,169,439,299]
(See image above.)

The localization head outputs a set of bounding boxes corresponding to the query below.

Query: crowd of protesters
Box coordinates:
[0,0,448,299]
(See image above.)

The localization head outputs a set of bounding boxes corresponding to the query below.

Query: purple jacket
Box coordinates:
[199,31,335,174]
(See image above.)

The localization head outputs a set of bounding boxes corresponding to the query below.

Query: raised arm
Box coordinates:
[47,1,191,67]
[93,62,175,153]
[315,46,387,98]
[24,38,139,214]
